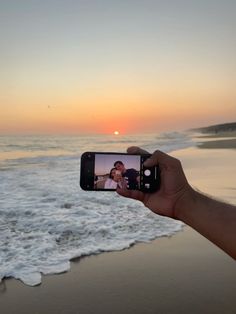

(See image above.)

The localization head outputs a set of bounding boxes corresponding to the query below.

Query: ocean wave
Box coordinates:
[0,133,190,285]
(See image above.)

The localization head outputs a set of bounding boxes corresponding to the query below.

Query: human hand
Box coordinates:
[116,146,192,219]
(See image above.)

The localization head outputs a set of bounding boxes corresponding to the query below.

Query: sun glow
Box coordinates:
[114,131,119,135]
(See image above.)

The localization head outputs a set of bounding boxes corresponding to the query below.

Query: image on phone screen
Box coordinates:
[94,154,140,190]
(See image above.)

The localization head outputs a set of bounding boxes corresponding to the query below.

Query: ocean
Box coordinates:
[0,132,194,286]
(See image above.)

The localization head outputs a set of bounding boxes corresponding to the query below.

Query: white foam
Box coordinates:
[0,133,192,285]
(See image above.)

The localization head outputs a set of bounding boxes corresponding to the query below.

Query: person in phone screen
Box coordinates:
[114,161,140,189]
[104,168,124,189]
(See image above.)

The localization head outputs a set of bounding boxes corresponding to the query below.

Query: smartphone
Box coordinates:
[80,152,161,193]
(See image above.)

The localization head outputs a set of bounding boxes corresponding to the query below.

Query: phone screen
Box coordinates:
[94,153,140,190]
[80,152,160,192]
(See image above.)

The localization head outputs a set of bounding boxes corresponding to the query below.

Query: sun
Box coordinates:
[114,131,119,135]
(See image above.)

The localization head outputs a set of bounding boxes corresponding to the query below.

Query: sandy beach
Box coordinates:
[198,138,236,149]
[1,136,236,314]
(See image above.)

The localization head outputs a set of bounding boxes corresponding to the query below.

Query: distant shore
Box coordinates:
[192,121,236,134]
[192,122,236,149]
[198,138,236,149]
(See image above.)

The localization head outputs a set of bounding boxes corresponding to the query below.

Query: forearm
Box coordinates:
[176,188,236,260]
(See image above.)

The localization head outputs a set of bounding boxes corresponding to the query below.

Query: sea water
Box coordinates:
[0,132,193,285]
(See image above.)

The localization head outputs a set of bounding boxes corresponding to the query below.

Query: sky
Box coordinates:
[0,0,235,134]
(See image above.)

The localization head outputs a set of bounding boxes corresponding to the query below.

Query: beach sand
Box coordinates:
[198,138,236,149]
[1,140,236,314]
[196,130,236,149]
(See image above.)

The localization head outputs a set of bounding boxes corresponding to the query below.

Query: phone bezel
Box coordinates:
[80,151,160,192]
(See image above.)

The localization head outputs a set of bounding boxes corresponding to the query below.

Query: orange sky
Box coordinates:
[1,74,235,134]
[1,1,235,134]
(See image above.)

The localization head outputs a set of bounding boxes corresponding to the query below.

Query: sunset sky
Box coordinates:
[1,0,235,134]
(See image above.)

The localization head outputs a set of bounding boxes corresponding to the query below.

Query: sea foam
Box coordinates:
[0,133,192,285]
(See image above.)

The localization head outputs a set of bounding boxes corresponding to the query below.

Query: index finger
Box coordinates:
[144,150,180,168]
[127,146,150,155]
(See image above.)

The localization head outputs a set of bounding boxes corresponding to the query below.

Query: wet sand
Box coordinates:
[198,138,236,149]
[1,225,235,314]
[196,130,236,149]
[1,140,236,314]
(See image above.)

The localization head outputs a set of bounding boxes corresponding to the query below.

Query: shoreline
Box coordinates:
[194,130,236,149]
[1,226,236,314]
[1,137,236,313]
[197,138,236,149]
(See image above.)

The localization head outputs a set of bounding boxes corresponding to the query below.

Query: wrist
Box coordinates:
[173,185,198,221]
